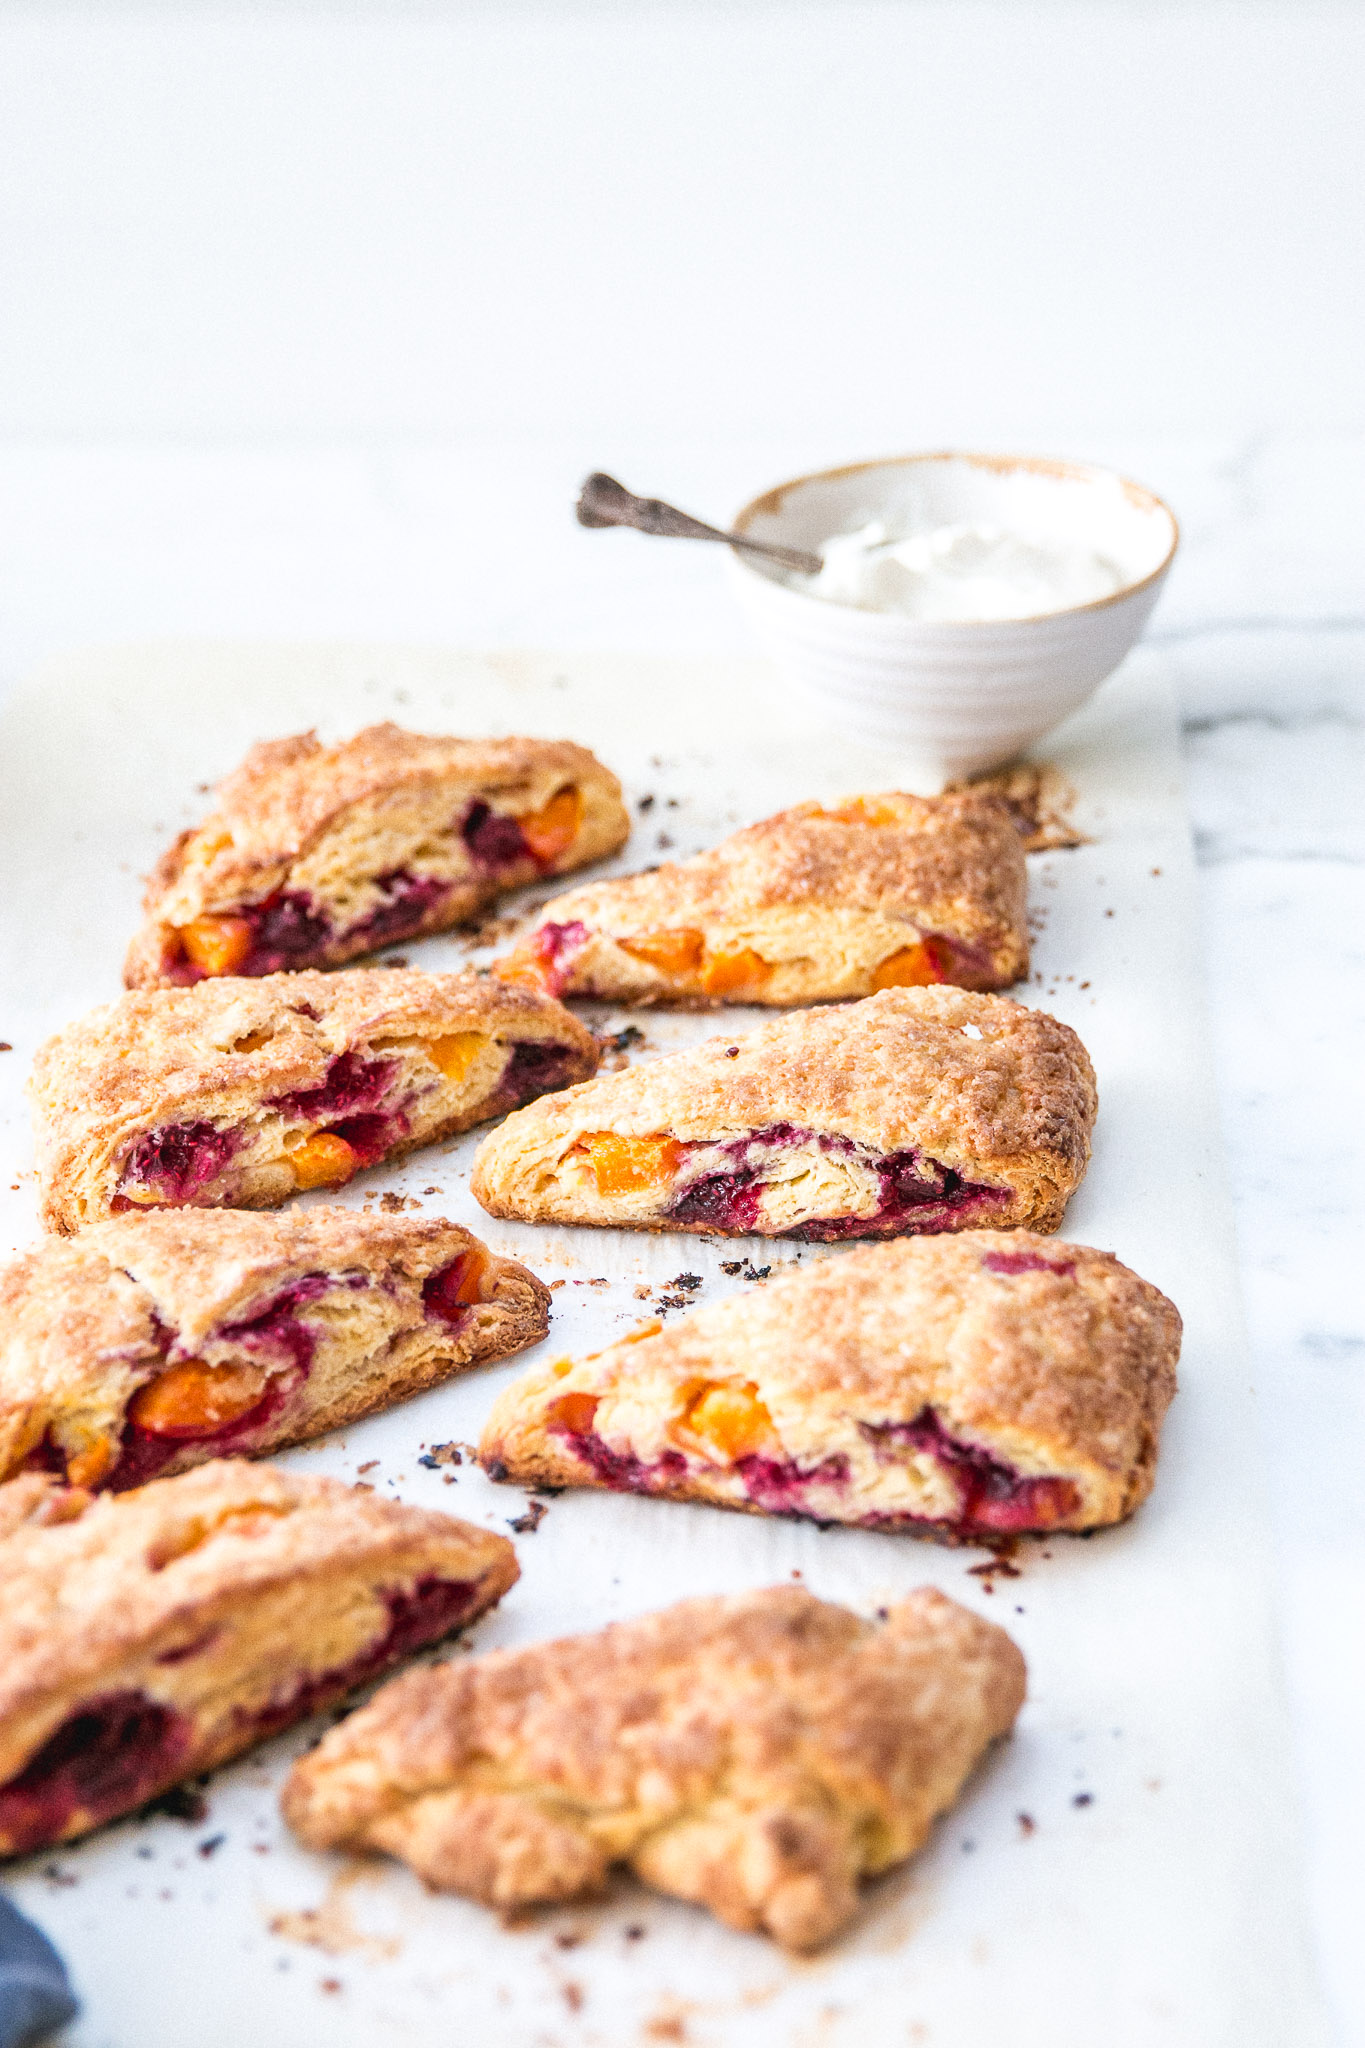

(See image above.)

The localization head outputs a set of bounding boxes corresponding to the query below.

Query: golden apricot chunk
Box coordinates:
[682,1381,777,1461]
[871,940,947,990]
[128,1359,271,1439]
[436,1244,488,1307]
[490,947,551,992]
[64,1435,119,1489]
[521,786,583,866]
[178,913,254,976]
[620,927,705,978]
[700,947,773,997]
[548,1390,600,1437]
[427,1031,486,1083]
[583,1132,683,1196]
[289,1132,361,1190]
[816,797,900,827]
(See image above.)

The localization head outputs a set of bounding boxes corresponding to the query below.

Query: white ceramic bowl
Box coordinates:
[728,452,1178,784]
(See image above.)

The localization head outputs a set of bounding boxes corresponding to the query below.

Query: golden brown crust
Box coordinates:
[29,968,599,1234]
[501,789,1028,1004]
[469,987,1096,1240]
[281,1583,1024,1951]
[0,1206,551,1490]
[480,1230,1180,1536]
[0,1459,518,1855]
[125,725,629,988]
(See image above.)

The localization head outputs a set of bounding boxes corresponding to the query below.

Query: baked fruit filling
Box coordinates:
[25,1249,499,1494]
[0,1691,193,1857]
[539,1385,1079,1538]
[109,1035,578,1212]
[164,786,586,983]
[0,1572,485,1856]
[572,1121,1008,1240]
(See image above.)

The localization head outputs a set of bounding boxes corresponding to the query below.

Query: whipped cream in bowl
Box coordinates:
[801,517,1125,622]
[727,452,1178,783]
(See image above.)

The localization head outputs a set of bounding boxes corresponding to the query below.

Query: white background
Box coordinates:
[0,3,1362,2041]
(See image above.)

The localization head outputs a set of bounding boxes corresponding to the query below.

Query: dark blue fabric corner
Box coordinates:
[0,1897,78,2048]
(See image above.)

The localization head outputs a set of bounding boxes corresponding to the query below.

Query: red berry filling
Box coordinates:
[496,1038,580,1107]
[669,1124,1009,1240]
[0,1691,193,1855]
[541,1395,1077,1538]
[0,1576,481,1854]
[113,1121,243,1209]
[104,1273,363,1491]
[167,870,455,983]
[230,1574,482,1740]
[461,800,534,873]
[864,1406,1081,1534]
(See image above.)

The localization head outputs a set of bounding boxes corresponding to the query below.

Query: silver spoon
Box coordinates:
[576,472,823,577]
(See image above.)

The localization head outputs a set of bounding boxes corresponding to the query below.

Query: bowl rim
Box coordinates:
[729,449,1180,627]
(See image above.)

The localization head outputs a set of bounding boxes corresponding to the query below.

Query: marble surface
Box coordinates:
[0,431,1360,2040]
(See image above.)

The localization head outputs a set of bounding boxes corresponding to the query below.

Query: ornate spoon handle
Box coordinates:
[576,472,822,576]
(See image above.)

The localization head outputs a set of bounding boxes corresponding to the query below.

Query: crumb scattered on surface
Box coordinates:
[1017,1812,1036,1836]
[508,1499,549,1534]
[356,1460,379,1475]
[379,1192,421,1212]
[1072,1792,1094,1808]
[418,1442,464,1470]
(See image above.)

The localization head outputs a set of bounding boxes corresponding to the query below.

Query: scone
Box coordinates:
[470,987,1096,1241]
[480,1231,1179,1539]
[0,1460,518,1858]
[281,1584,1024,1951]
[29,967,599,1234]
[124,725,629,988]
[0,1207,550,1493]
[494,789,1028,1004]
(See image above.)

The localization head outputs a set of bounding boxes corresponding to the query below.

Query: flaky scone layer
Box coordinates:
[470,987,1097,1240]
[125,725,629,988]
[29,968,598,1234]
[0,1460,518,1856]
[481,1231,1179,1538]
[0,1206,550,1493]
[494,789,1028,1005]
[282,1584,1023,1951]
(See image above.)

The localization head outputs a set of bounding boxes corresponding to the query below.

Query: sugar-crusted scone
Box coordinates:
[0,1207,550,1493]
[480,1231,1178,1539]
[494,789,1028,1005]
[0,1460,518,1858]
[281,1584,1024,1951]
[30,968,598,1234]
[470,987,1096,1241]
[124,725,629,989]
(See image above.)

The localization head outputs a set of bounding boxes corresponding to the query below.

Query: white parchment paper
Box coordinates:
[0,644,1328,2046]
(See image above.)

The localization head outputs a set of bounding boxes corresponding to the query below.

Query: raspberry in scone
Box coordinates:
[124,724,629,989]
[29,968,598,1234]
[0,1206,550,1493]
[0,1460,517,1858]
[470,987,1096,1242]
[281,1583,1024,1952]
[494,788,1028,1005]
[480,1230,1179,1540]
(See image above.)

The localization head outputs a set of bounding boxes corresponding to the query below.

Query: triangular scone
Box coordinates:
[481,1231,1179,1539]
[0,1207,550,1492]
[493,789,1027,1005]
[30,968,598,1234]
[469,987,1096,1240]
[124,725,629,989]
[282,1584,1024,1952]
[0,1461,517,1857]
